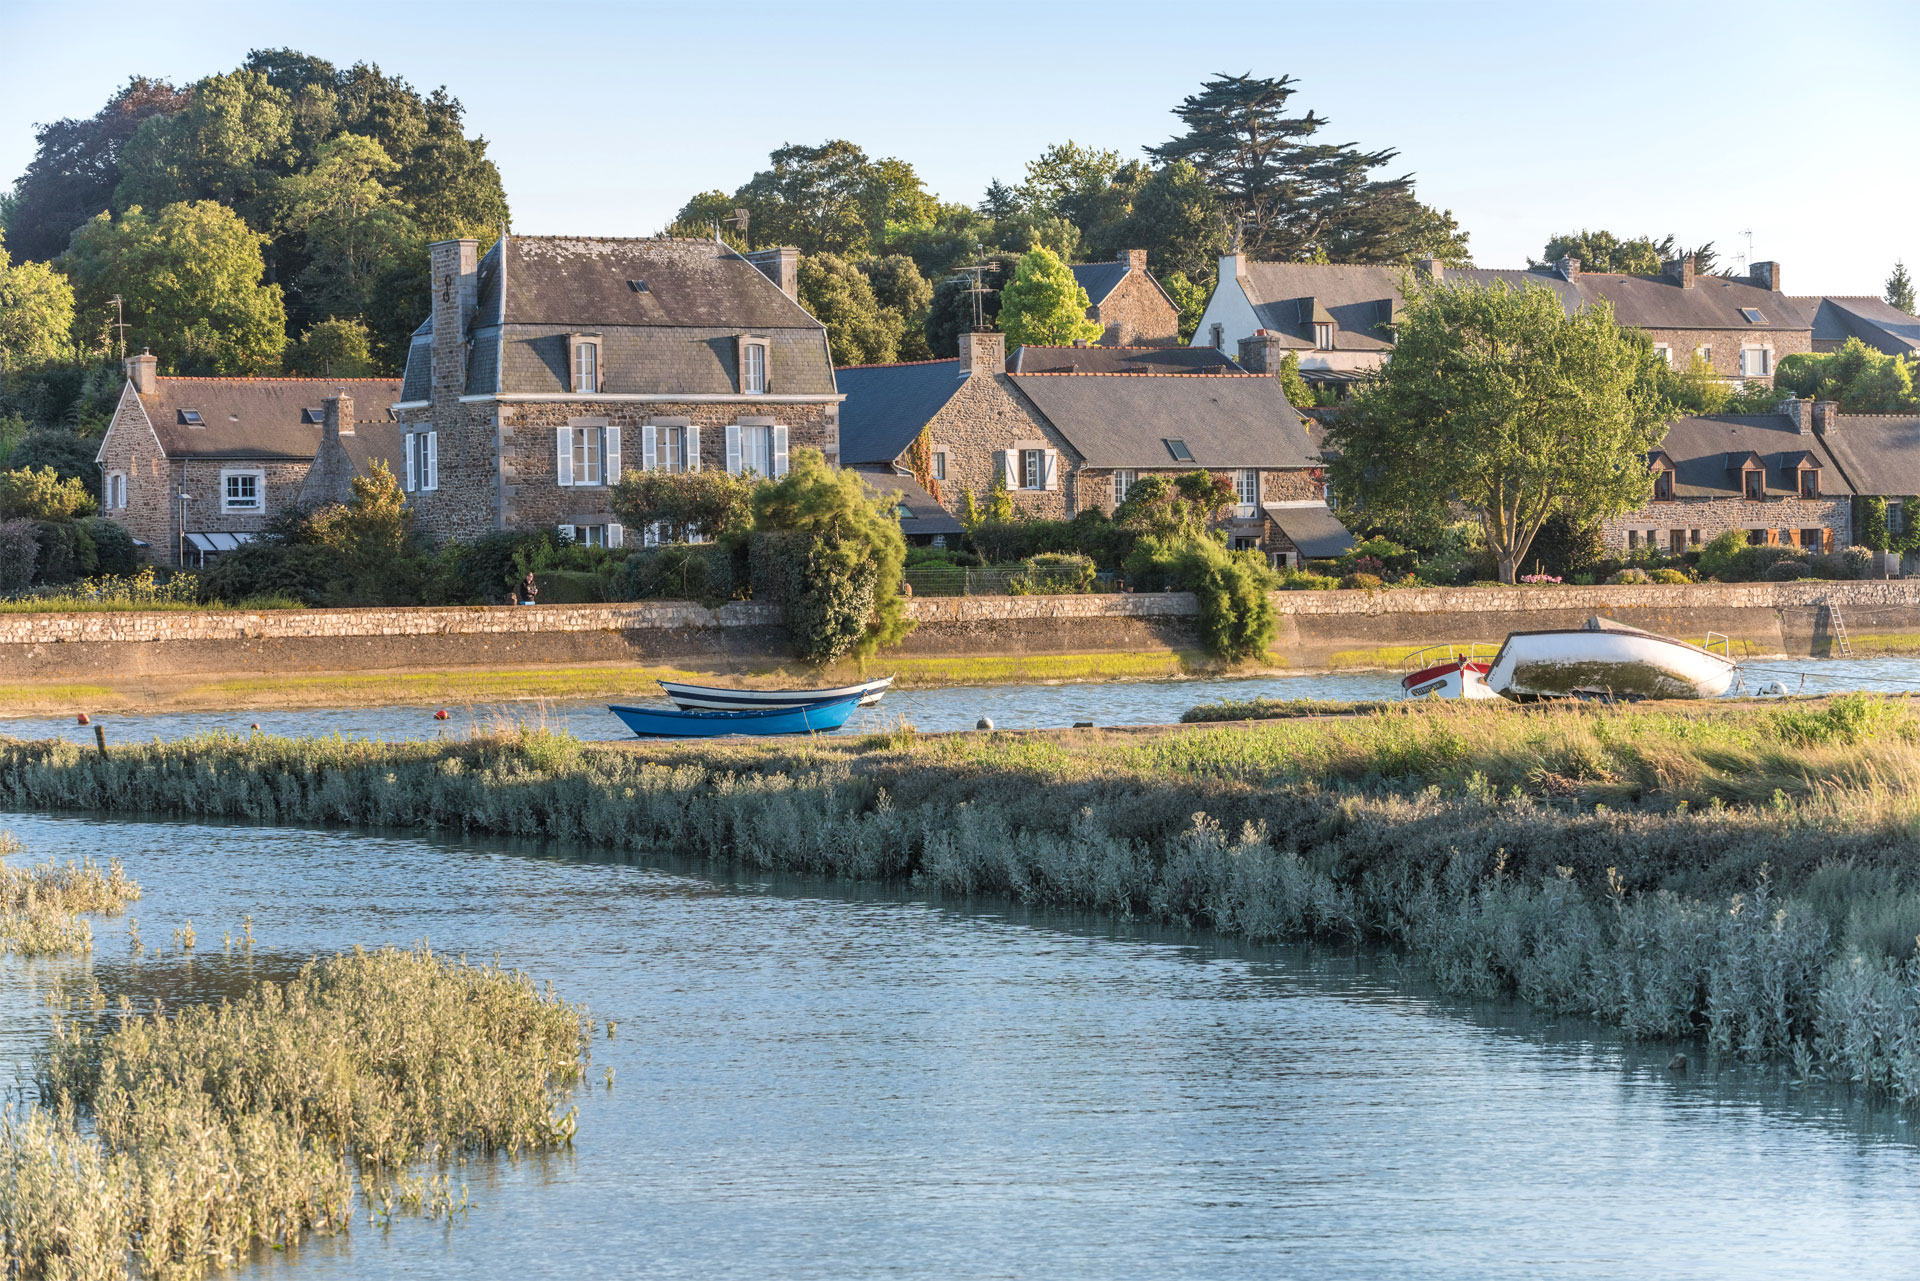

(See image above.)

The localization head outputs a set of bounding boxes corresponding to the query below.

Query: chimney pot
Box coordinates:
[1813,399,1840,436]
[1236,331,1283,376]
[125,350,158,396]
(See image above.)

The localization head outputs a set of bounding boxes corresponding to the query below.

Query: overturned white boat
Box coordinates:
[1400,642,1502,700]
[1485,617,1737,701]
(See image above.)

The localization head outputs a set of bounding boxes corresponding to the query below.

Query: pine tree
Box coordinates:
[1888,260,1916,314]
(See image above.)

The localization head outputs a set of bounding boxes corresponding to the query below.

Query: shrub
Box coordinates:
[1526,511,1605,578]
[1008,552,1095,595]
[1340,571,1384,589]
[1275,568,1338,591]
[1843,545,1876,579]
[1192,546,1279,660]
[1111,471,1237,540]
[611,543,741,603]
[198,542,339,606]
[1648,567,1690,584]
[530,570,604,604]
[30,519,94,584]
[753,530,878,663]
[79,517,137,576]
[610,469,757,543]
[1695,530,1751,581]
[0,466,95,520]
[0,518,37,591]
[752,450,910,659]
[1609,567,1652,584]
[1764,557,1813,581]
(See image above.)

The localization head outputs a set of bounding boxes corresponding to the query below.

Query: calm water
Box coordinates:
[3,812,1919,1279]
[8,654,1920,745]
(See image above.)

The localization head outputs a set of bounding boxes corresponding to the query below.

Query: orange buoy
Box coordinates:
[433,709,450,721]
[76,713,90,725]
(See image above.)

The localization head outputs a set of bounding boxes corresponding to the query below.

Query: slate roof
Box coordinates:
[1236,262,1816,351]
[1006,373,1315,470]
[134,378,402,460]
[1007,345,1241,374]
[854,469,964,537]
[1263,503,1356,558]
[1816,415,1920,496]
[402,235,836,398]
[1650,414,1851,499]
[1800,296,1920,356]
[1070,261,1130,306]
[833,359,966,466]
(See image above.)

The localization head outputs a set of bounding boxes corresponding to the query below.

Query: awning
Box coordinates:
[184,532,256,553]
[1263,503,1357,558]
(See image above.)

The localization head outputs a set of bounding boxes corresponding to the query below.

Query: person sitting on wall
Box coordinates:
[522,572,538,606]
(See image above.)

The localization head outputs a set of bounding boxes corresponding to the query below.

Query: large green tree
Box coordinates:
[61,202,286,374]
[1147,72,1460,264]
[0,233,76,373]
[1104,160,1229,280]
[1775,337,1918,414]
[271,135,417,320]
[996,248,1101,348]
[798,253,901,366]
[1537,230,1717,276]
[722,141,933,257]
[1327,280,1672,581]
[114,69,294,217]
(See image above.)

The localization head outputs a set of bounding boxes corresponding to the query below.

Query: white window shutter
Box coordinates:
[426,431,438,491]
[608,522,623,548]
[1000,450,1016,485]
[687,425,701,472]
[556,426,573,487]
[641,424,656,471]
[1043,449,1059,491]
[606,425,622,483]
[644,521,660,547]
[773,424,789,477]
[403,433,416,492]
[726,424,742,475]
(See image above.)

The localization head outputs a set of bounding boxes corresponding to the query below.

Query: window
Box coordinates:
[741,341,767,394]
[896,503,912,522]
[1741,347,1772,377]
[1691,529,1702,545]
[179,409,204,426]
[221,470,262,512]
[1112,470,1135,506]
[1023,449,1043,490]
[571,338,599,393]
[728,423,787,478]
[1628,530,1639,549]
[1314,321,1334,350]
[1209,323,1224,351]
[1163,438,1194,463]
[1747,529,1768,546]
[403,430,438,492]
[1799,467,1820,498]
[560,524,623,549]
[557,423,620,486]
[1741,307,1766,324]
[1236,469,1259,510]
[1891,501,1906,536]
[1653,344,1672,368]
[1669,529,1687,554]
[661,425,687,474]
[302,408,324,424]
[1654,470,1674,501]
[105,472,126,510]
[1802,528,1826,551]
[931,450,947,482]
[1744,468,1764,499]
[1697,345,1712,366]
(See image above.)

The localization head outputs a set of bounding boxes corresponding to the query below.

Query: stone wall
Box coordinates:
[1600,495,1852,554]
[927,372,1078,521]
[1092,259,1181,346]
[96,386,175,558]
[1641,324,1812,383]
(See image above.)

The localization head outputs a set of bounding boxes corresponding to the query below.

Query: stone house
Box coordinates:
[92,353,402,565]
[1069,251,1182,346]
[1601,399,1853,557]
[1806,406,1920,560]
[1194,253,1812,389]
[395,234,839,548]
[1798,295,1920,358]
[836,331,1337,560]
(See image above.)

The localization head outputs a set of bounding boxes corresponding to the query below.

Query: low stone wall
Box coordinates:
[0,581,1911,683]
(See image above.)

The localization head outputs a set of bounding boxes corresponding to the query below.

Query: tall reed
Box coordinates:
[0,831,139,956]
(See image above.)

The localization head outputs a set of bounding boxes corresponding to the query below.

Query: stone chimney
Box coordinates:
[1663,255,1696,290]
[1415,259,1445,282]
[957,330,1005,377]
[746,246,800,300]
[1555,255,1581,281]
[1120,248,1147,273]
[1813,399,1841,436]
[1751,261,1782,292]
[1237,330,1284,375]
[298,391,357,509]
[1779,396,1812,434]
[429,238,479,406]
[126,349,158,395]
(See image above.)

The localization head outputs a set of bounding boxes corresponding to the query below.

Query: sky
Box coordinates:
[1,0,1915,297]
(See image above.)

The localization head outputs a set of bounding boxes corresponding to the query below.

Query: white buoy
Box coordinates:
[977,717,994,730]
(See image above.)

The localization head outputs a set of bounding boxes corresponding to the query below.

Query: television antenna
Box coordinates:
[951,251,998,331]
[711,208,749,247]
[108,295,129,361]
[1738,227,1754,273]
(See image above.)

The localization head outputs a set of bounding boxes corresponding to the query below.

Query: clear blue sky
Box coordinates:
[2,0,1914,296]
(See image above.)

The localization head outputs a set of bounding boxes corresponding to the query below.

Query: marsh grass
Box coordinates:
[6,946,587,1281]
[12,696,1920,1098]
[1181,697,1391,722]
[0,831,139,957]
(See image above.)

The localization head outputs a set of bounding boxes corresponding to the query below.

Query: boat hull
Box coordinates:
[610,694,864,738]
[659,676,892,711]
[1401,661,1498,700]
[1486,629,1736,701]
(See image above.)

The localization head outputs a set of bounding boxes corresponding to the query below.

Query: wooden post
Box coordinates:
[93,723,106,758]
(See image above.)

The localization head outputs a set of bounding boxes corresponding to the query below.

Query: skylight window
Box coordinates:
[179,409,203,426]
[628,279,649,292]
[302,408,324,424]
[1164,438,1194,462]
[1741,307,1766,324]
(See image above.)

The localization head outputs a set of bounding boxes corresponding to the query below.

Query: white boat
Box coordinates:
[1399,642,1502,700]
[1485,617,1737,701]
[658,676,893,711]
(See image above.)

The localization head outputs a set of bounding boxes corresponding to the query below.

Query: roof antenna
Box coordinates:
[710,208,749,248]
[108,295,129,361]
[952,247,997,332]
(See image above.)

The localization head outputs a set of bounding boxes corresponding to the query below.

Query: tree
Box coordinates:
[1273,351,1313,407]
[610,470,756,543]
[864,254,933,361]
[752,447,911,659]
[304,460,423,604]
[1147,72,1451,263]
[9,430,100,495]
[1112,471,1237,539]
[286,317,375,376]
[1774,337,1918,413]
[1888,260,1916,315]
[666,190,748,247]
[62,202,287,374]
[996,248,1101,348]
[924,254,1015,358]
[1105,161,1228,281]
[0,466,96,520]
[1158,270,1212,344]
[977,180,1020,220]
[798,253,899,366]
[1,77,189,263]
[114,70,294,217]
[731,141,931,257]
[0,233,75,372]
[1327,280,1671,582]
[1538,230,1666,275]
[271,134,418,321]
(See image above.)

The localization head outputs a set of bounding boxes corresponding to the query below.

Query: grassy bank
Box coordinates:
[6,696,1920,1099]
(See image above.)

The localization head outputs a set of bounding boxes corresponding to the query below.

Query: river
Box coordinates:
[3,811,1919,1279]
[7,654,1920,745]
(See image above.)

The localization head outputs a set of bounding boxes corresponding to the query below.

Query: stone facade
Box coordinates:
[95,385,174,555]
[1640,324,1811,386]
[1091,251,1181,346]
[1601,495,1853,554]
[923,333,1080,520]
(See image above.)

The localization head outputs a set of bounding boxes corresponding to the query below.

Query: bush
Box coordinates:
[1843,545,1875,579]
[30,519,94,584]
[1008,552,1095,595]
[1609,567,1653,584]
[0,466,96,520]
[968,519,1075,565]
[752,450,910,660]
[1695,530,1751,581]
[1648,567,1691,584]
[530,570,604,604]
[197,542,340,606]
[1526,511,1605,578]
[1340,571,1385,589]
[7,430,101,497]
[752,530,879,663]
[0,518,36,591]
[1274,568,1338,591]
[611,543,741,603]
[1764,557,1814,581]
[610,469,757,543]
[80,517,138,576]
[1122,535,1277,660]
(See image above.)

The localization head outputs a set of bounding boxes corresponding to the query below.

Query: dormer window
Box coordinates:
[1654,469,1674,501]
[741,339,768,395]
[179,409,204,426]
[1799,466,1820,498]
[1314,322,1334,350]
[569,335,601,394]
[1744,467,1765,499]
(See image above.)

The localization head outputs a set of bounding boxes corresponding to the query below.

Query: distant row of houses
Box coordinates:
[91,234,1920,571]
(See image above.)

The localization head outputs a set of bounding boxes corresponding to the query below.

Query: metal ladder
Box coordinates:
[1825,600,1854,658]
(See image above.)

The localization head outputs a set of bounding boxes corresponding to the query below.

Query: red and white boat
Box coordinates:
[1399,642,1501,700]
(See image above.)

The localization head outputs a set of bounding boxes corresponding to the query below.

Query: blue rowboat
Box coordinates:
[608,692,865,739]
[658,676,892,712]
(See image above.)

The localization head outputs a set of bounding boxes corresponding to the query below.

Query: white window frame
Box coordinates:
[726,422,787,478]
[1314,322,1334,351]
[557,421,621,487]
[1696,344,1712,366]
[1112,469,1135,506]
[571,338,600,394]
[1235,468,1259,513]
[741,341,768,395]
[931,450,947,482]
[106,471,126,509]
[1653,344,1672,368]
[1023,448,1042,490]
[1741,346,1772,377]
[221,469,264,513]
[403,430,438,493]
